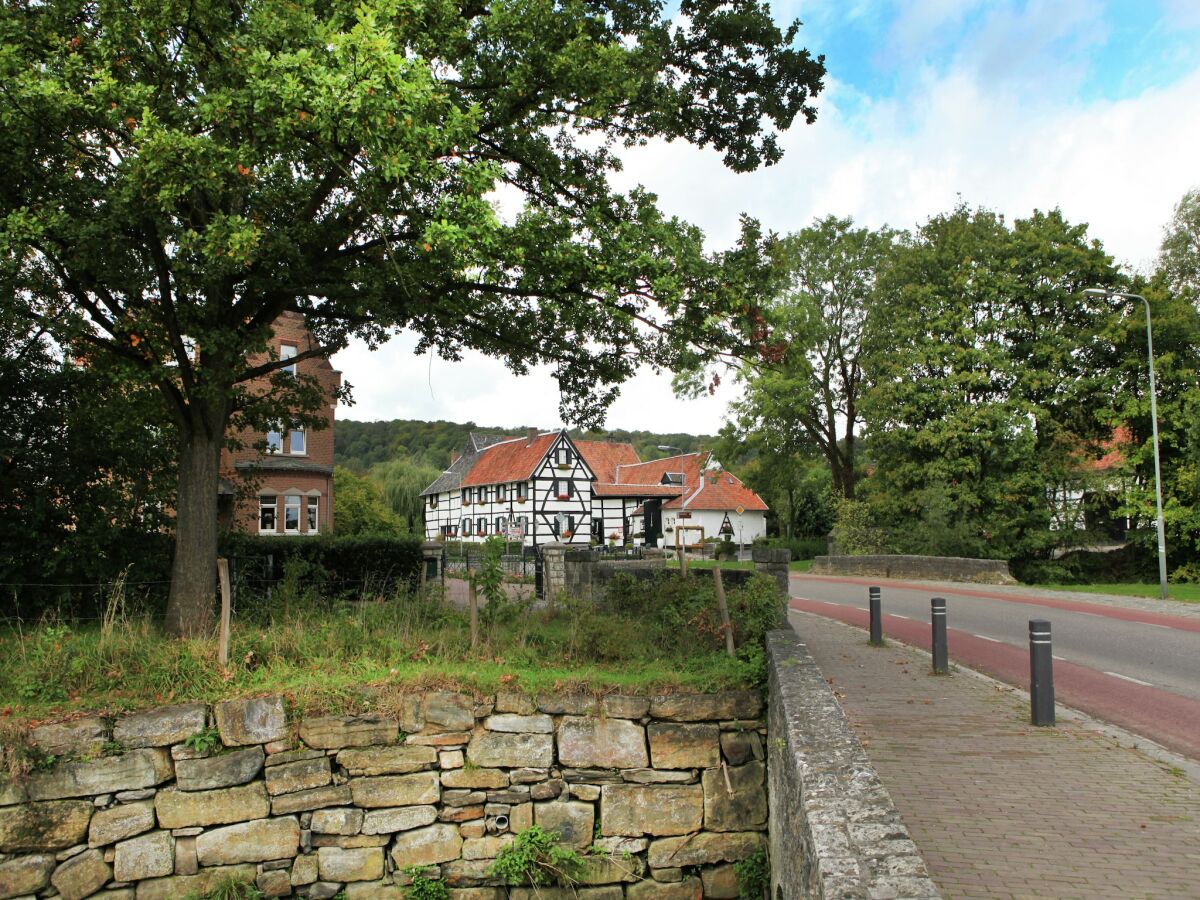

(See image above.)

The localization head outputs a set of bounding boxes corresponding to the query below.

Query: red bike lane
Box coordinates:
[789,595,1200,762]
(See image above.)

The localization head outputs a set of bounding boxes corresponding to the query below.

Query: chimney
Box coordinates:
[527,427,539,446]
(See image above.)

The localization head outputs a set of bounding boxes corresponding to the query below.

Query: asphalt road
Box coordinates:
[789,573,1200,760]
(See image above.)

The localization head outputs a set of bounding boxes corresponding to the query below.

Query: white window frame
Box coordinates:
[463,487,473,504]
[265,425,282,454]
[284,494,301,533]
[306,496,320,534]
[477,517,487,536]
[497,483,507,502]
[289,427,306,455]
[461,517,470,534]
[280,343,297,376]
[259,495,278,533]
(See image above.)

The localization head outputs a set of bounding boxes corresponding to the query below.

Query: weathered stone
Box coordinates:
[445,890,504,900]
[31,718,110,758]
[495,692,537,715]
[648,723,720,770]
[461,834,513,860]
[55,842,88,861]
[621,769,694,784]
[115,789,155,802]
[133,863,256,900]
[557,718,646,769]
[719,731,763,766]
[214,697,288,746]
[50,848,110,900]
[0,800,93,852]
[342,881,407,899]
[308,882,343,899]
[570,784,600,802]
[263,748,323,768]
[439,750,465,769]
[626,877,703,898]
[317,846,384,882]
[290,853,318,886]
[26,749,173,800]
[176,746,264,791]
[536,694,599,715]
[591,836,648,855]
[648,692,761,722]
[155,782,269,829]
[508,803,533,833]
[349,773,439,808]
[600,784,702,837]
[0,779,27,807]
[99,889,135,899]
[533,801,594,849]
[256,867,292,897]
[113,704,207,749]
[508,889,623,900]
[422,693,474,732]
[337,745,437,777]
[438,805,484,823]
[299,717,398,750]
[310,833,389,849]
[361,805,437,834]
[440,858,504,888]
[174,835,197,875]
[465,732,554,769]
[113,830,173,882]
[508,768,548,785]
[702,761,766,832]
[483,714,553,734]
[562,768,622,784]
[406,731,471,747]
[600,696,650,719]
[265,756,331,796]
[389,823,462,868]
[651,867,683,882]
[459,821,486,839]
[310,807,363,835]
[390,695,424,734]
[576,852,645,885]
[195,817,300,866]
[0,852,55,899]
[485,787,530,804]
[171,826,203,837]
[647,832,765,869]
[700,864,739,898]
[271,784,352,815]
[89,800,155,847]
[444,789,485,808]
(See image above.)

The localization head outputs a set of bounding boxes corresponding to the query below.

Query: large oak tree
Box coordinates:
[0,0,825,635]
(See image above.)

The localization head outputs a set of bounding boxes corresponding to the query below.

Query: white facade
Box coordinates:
[663,509,767,547]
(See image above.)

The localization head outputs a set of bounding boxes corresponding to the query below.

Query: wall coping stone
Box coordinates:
[811,554,1015,585]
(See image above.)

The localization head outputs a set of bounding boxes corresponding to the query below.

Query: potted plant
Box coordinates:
[562,530,574,539]
[557,493,569,500]
[516,495,526,504]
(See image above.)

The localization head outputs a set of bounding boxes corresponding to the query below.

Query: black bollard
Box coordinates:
[1028,619,1055,726]
[931,597,948,674]
[869,586,882,645]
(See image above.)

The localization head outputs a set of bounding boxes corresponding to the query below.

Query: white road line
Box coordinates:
[1144,623,1172,630]
[1104,671,1154,687]
[891,614,910,619]
[973,634,1002,642]
[1053,655,1066,661]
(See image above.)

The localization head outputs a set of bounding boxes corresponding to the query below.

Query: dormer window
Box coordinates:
[662,472,685,485]
[280,344,297,376]
[555,446,571,467]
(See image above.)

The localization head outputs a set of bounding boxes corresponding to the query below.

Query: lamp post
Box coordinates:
[1084,287,1169,601]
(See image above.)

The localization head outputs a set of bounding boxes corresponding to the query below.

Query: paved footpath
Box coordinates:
[789,607,1200,899]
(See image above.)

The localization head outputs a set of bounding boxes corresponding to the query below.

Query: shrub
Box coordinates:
[490,825,584,887]
[734,846,769,898]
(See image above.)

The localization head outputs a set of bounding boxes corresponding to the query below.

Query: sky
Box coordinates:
[333,0,1200,437]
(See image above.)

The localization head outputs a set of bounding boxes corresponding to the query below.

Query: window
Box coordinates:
[477,517,486,535]
[555,445,571,466]
[495,516,506,534]
[463,487,473,504]
[280,344,297,376]
[284,495,301,533]
[552,479,573,499]
[259,496,277,533]
[265,426,282,454]
[289,428,306,455]
[554,513,575,537]
[461,517,470,534]
[307,496,319,533]
[514,515,527,535]
[497,483,507,502]
[428,494,438,509]
[516,482,527,501]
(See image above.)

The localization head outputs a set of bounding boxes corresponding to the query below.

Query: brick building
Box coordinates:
[218,312,341,535]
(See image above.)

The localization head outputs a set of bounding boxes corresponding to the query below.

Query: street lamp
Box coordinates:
[1084,287,1169,600]
[656,444,683,454]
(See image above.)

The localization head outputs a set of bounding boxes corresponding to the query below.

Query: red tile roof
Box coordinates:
[615,452,708,487]
[669,469,769,511]
[592,483,684,498]
[575,441,641,482]
[460,433,557,486]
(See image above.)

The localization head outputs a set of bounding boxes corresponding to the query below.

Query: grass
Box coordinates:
[1035,582,1200,603]
[0,574,777,725]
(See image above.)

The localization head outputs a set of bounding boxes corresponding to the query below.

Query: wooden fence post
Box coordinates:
[713,567,735,657]
[217,558,232,667]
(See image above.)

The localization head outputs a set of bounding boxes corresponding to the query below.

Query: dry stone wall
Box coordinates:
[0,691,767,899]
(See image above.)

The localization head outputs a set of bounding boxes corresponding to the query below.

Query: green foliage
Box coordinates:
[182,874,263,900]
[474,536,508,613]
[334,467,406,537]
[829,499,891,556]
[490,825,585,887]
[734,846,770,899]
[401,866,449,900]
[184,728,223,756]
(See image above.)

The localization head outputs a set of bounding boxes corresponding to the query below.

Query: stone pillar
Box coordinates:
[420,541,444,590]
[752,547,791,603]
[541,542,567,600]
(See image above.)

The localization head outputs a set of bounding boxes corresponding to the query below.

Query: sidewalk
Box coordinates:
[789,609,1200,899]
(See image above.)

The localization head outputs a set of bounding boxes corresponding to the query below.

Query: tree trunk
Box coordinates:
[164,420,225,637]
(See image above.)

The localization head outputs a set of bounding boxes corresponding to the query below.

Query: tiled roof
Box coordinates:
[616,452,709,488]
[592,483,684,498]
[420,433,512,496]
[460,433,559,487]
[667,468,769,511]
[575,441,640,482]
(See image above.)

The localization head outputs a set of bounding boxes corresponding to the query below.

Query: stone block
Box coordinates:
[256,867,293,897]
[337,746,437,777]
[533,801,594,849]
[310,833,388,849]
[115,789,155,802]
[447,890,504,900]
[570,784,600,802]
[155,782,270,829]
[133,863,256,900]
[26,749,173,800]
[439,750,465,769]
[388,824,463,868]
[265,756,331,796]
[174,835,197,875]
[652,867,683,882]
[310,807,363,835]
[113,704,207,749]
[600,784,702,837]
[195,817,300,866]
[406,731,471,747]
[50,848,109,900]
[495,692,537,715]
[317,846,384,882]
[214,697,288,746]
[0,779,27,807]
[444,789,485,808]
[719,731,763,766]
[290,853,319,886]
[562,768,622,784]
[113,830,173,882]
[625,877,703,898]
[423,693,475,731]
[440,858,503,887]
[508,768,548,785]
[271,784,352,815]
[508,889,623,899]
[0,853,55,899]
[648,692,761,722]
[530,779,564,801]
[459,821,485,839]
[621,769,694,784]
[600,696,650,719]
[308,882,342,899]
[591,836,647,855]
[647,831,764,868]
[576,853,645,885]
[536,694,599,715]
[343,881,408,899]
[361,805,437,834]
[0,800,93,852]
[349,773,439,808]
[299,716,399,750]
[702,761,765,832]
[461,834,513,860]
[508,802,533,833]
[466,731,555,769]
[483,714,553,734]
[700,863,739,898]
[31,717,110,758]
[647,723,719,770]
[557,717,646,769]
[264,748,325,768]
[89,800,155,847]
[175,746,264,792]
[439,805,484,823]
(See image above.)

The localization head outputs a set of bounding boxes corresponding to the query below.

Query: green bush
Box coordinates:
[490,825,584,887]
[755,535,826,560]
[1011,543,1157,585]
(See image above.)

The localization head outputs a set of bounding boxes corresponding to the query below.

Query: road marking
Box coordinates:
[973,634,1002,642]
[1104,671,1153,687]
[1053,655,1066,661]
[1144,623,1172,630]
[891,613,910,619]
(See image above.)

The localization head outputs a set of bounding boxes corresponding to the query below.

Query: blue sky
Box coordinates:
[338,0,1200,435]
